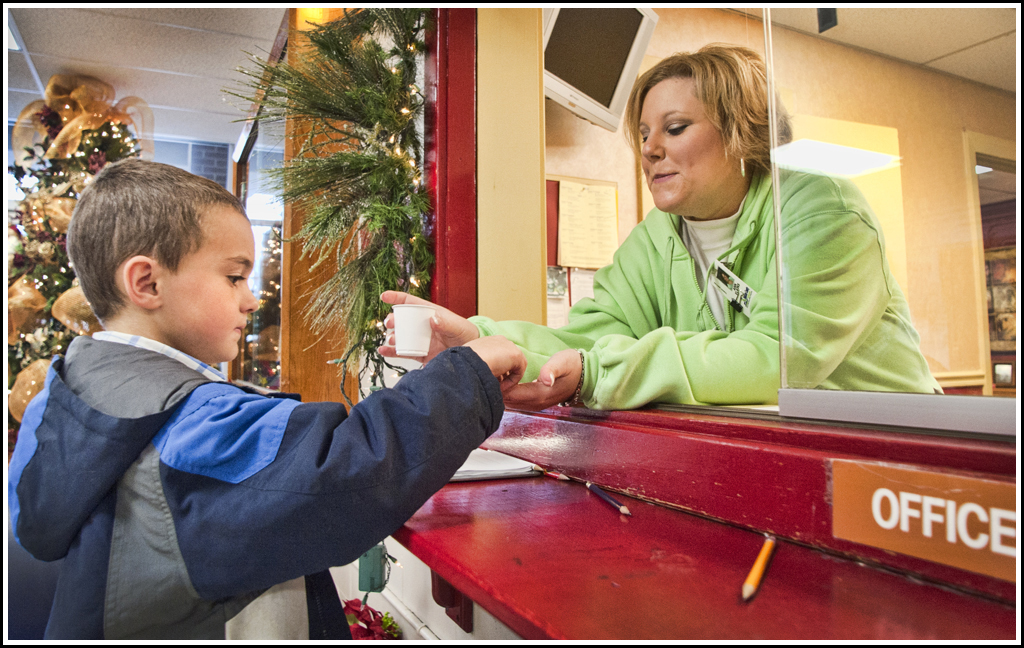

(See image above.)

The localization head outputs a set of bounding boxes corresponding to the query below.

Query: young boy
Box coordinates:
[8,159,526,639]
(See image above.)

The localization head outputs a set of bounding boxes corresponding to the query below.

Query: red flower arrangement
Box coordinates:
[344,598,401,640]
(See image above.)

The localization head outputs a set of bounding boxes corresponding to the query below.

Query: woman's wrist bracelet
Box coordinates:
[560,349,585,407]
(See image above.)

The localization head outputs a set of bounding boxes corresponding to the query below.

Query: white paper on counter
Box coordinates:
[451,448,540,482]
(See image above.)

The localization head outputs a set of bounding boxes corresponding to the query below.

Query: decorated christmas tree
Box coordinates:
[8,74,152,440]
[241,225,284,390]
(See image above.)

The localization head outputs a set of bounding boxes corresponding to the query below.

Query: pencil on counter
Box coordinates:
[585,482,631,516]
[532,465,570,480]
[742,534,776,601]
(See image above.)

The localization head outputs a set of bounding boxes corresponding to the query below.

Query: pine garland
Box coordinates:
[233,9,433,402]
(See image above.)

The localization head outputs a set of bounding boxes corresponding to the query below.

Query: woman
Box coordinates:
[382,44,939,410]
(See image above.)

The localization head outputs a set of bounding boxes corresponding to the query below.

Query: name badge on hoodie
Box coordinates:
[711,260,755,317]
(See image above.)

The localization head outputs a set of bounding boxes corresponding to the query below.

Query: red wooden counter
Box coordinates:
[393,406,1017,640]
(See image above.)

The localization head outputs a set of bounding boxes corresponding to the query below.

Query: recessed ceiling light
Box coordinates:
[8,24,21,51]
[975,165,993,175]
[772,139,901,178]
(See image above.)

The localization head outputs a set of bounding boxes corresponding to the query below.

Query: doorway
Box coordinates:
[975,153,1017,398]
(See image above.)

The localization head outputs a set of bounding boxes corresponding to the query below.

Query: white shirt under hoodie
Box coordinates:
[678,196,745,330]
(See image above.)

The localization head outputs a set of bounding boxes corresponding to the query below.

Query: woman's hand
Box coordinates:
[378,291,480,363]
[503,348,583,411]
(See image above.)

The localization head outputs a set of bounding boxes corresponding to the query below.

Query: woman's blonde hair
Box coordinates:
[624,44,790,175]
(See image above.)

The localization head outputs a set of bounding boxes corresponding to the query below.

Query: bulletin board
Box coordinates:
[545,175,619,328]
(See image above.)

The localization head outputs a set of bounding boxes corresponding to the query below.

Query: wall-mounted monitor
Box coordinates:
[543,8,659,133]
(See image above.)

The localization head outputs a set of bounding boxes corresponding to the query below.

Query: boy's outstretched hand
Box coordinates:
[503,347,582,410]
[379,291,480,363]
[464,336,527,395]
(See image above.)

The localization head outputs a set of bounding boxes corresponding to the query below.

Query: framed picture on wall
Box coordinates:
[985,246,1016,353]
[992,362,1015,388]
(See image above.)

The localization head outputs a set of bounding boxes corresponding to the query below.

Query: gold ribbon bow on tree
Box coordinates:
[19,191,76,236]
[12,74,154,169]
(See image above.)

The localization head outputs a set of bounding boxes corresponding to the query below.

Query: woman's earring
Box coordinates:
[740,158,746,177]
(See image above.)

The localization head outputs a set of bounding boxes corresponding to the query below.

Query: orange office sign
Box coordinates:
[831,459,1016,582]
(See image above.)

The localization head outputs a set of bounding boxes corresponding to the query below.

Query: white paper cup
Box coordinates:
[392,304,435,357]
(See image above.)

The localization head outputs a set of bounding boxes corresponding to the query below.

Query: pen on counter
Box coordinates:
[532,465,570,480]
[742,534,776,601]
[585,482,631,516]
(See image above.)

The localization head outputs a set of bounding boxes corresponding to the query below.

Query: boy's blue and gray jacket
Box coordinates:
[8,337,504,639]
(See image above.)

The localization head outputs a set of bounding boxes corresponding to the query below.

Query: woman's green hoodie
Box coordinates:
[472,171,939,409]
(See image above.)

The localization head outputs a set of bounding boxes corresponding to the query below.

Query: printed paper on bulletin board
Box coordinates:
[557,180,618,269]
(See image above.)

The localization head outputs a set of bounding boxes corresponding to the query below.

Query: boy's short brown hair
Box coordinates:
[67,159,246,322]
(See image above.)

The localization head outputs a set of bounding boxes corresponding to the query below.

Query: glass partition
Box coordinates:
[764,8,1016,434]
[621,9,1015,435]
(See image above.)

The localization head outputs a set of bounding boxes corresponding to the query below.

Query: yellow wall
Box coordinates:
[788,115,908,292]
[476,8,547,324]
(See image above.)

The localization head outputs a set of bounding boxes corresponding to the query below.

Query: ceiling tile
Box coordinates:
[149,106,246,145]
[11,8,275,79]
[7,7,282,143]
[927,33,1018,93]
[8,88,43,126]
[25,56,250,143]
[28,55,252,117]
[82,7,286,40]
[767,8,1015,64]
[5,50,39,94]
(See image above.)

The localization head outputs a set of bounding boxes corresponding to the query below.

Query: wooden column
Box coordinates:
[280,8,356,404]
[282,9,474,401]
